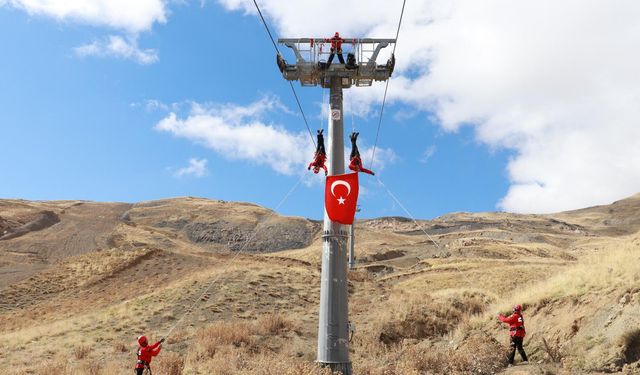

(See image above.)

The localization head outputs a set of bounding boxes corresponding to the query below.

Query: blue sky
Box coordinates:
[1,1,639,219]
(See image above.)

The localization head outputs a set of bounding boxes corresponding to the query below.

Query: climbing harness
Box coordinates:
[348,132,375,175]
[308,129,328,176]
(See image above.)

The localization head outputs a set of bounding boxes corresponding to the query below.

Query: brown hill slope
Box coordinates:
[0,195,639,374]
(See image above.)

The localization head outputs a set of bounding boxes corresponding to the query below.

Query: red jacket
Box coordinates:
[499,312,526,337]
[326,36,344,51]
[136,341,162,368]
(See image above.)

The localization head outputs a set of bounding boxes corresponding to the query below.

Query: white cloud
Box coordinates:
[175,158,208,178]
[155,96,397,177]
[2,0,167,63]
[143,99,172,112]
[219,0,640,213]
[155,97,314,175]
[420,145,436,164]
[3,0,167,33]
[74,35,158,64]
[357,145,397,174]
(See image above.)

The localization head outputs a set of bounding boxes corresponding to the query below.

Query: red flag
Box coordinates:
[325,172,359,225]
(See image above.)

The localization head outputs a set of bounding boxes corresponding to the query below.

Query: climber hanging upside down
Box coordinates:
[349,132,375,175]
[308,129,328,176]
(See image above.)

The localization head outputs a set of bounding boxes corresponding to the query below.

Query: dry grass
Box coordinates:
[16,359,101,375]
[72,344,91,360]
[33,360,70,375]
[112,341,128,353]
[186,345,332,375]
[181,313,331,374]
[347,332,507,375]
[394,258,565,301]
[542,336,565,363]
[255,313,295,335]
[192,320,253,360]
[156,351,185,375]
[374,291,490,345]
[4,197,640,374]
[167,328,190,344]
[496,238,640,311]
[189,313,295,363]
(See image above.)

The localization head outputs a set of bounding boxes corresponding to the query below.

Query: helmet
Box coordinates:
[137,335,148,346]
[334,32,340,37]
[513,304,522,312]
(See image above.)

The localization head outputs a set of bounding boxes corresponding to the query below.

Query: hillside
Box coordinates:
[1,195,640,374]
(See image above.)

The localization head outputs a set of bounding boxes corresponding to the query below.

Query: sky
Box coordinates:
[1,0,639,220]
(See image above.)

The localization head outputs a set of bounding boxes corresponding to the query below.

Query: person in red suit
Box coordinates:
[325,32,345,68]
[348,132,374,175]
[308,129,328,176]
[499,304,529,366]
[135,335,163,374]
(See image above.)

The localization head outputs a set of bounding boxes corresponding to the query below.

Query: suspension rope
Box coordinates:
[374,175,440,250]
[289,81,316,148]
[163,172,306,339]
[374,174,483,292]
[369,0,407,169]
[252,0,280,56]
[252,0,316,148]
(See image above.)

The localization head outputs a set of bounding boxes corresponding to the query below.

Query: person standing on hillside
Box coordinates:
[135,335,164,374]
[499,304,529,366]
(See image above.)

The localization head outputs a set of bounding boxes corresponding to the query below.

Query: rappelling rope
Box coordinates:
[320,88,327,131]
[252,0,316,149]
[350,92,355,133]
[369,0,407,169]
[162,172,306,339]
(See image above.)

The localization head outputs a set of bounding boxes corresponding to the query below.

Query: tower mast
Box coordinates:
[277,37,395,374]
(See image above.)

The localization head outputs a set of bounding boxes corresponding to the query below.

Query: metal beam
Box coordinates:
[278,38,396,44]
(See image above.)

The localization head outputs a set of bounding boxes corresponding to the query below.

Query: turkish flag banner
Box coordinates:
[325,172,359,225]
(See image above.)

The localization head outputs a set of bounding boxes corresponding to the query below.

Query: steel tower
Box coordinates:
[277,37,395,374]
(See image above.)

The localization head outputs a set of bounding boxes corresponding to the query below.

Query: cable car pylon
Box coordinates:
[277,36,396,375]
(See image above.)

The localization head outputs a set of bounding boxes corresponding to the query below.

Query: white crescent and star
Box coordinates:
[330,180,351,205]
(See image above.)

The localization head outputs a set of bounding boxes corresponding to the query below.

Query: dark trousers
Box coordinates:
[326,51,345,68]
[135,369,144,375]
[508,336,528,364]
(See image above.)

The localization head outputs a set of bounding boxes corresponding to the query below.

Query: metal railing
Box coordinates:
[277,38,395,65]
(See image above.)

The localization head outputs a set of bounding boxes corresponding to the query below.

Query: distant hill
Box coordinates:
[1,194,640,374]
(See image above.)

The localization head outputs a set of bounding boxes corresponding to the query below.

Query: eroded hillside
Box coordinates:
[1,195,639,374]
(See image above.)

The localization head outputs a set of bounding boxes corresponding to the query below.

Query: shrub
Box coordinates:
[377,298,461,345]
[157,351,185,375]
[256,313,293,335]
[458,334,508,374]
[191,321,253,360]
[542,335,565,363]
[619,328,640,363]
